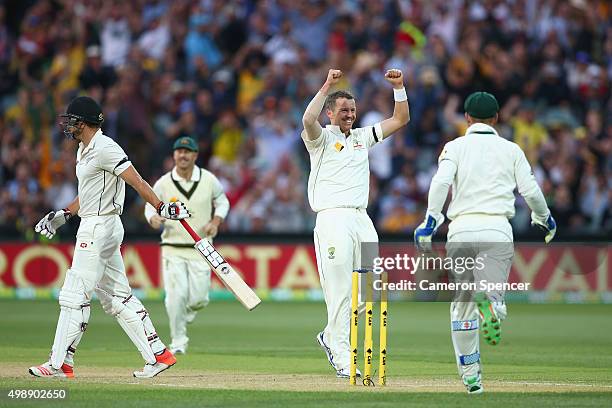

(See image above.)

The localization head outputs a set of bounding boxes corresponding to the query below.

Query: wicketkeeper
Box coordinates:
[415,92,556,394]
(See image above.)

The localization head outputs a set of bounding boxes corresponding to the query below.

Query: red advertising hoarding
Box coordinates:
[0,242,610,295]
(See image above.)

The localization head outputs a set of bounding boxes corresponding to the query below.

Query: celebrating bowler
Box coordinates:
[302,69,409,378]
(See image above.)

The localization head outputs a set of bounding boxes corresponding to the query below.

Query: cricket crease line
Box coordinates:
[503,381,612,388]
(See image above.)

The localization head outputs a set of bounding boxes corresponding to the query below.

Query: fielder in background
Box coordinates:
[30,96,191,379]
[145,136,229,354]
[414,92,557,394]
[302,68,409,378]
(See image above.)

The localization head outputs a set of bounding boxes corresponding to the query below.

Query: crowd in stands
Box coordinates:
[0,0,610,240]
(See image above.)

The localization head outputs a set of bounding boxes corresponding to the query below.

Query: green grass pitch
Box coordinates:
[1,299,611,407]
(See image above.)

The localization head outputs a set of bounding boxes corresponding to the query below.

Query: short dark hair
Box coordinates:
[324,90,355,111]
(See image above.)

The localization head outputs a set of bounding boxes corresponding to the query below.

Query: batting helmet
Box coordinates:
[60,96,104,126]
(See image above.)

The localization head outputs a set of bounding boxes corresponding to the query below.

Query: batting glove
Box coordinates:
[156,201,191,220]
[531,212,557,244]
[34,209,72,239]
[414,213,445,250]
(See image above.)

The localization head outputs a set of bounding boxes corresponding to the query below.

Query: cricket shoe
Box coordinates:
[170,346,186,355]
[336,367,362,379]
[475,293,501,346]
[133,349,176,378]
[29,361,74,378]
[463,374,483,394]
[316,331,338,370]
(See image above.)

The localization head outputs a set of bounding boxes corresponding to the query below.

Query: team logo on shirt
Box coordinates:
[334,142,344,152]
[328,247,335,259]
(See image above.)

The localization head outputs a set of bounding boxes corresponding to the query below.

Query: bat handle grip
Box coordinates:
[180,219,201,242]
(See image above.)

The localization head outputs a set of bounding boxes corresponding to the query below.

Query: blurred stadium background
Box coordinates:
[0,0,610,301]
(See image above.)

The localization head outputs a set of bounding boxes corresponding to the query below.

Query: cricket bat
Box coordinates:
[178,218,262,310]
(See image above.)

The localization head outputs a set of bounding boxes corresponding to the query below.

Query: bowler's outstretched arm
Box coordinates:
[380,69,410,138]
[302,69,343,141]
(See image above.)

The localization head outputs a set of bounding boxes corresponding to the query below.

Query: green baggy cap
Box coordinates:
[173,136,198,152]
[464,92,499,119]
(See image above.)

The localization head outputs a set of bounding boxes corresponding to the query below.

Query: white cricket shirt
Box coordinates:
[75,129,132,217]
[302,123,383,212]
[429,123,549,234]
[144,166,230,243]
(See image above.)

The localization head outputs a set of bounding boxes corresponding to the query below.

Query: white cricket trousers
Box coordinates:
[447,227,513,379]
[313,208,378,371]
[161,250,211,350]
[50,215,164,368]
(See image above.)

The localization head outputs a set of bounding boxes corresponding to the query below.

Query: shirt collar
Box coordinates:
[79,129,103,155]
[326,124,351,137]
[172,166,200,182]
[465,123,498,136]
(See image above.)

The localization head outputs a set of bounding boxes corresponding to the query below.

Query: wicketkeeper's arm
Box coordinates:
[414,158,456,246]
[514,146,556,243]
[514,147,549,220]
[427,159,457,217]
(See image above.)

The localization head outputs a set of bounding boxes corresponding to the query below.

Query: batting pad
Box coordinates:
[51,270,90,369]
[96,288,158,364]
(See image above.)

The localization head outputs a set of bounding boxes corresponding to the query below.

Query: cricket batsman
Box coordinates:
[302,69,409,378]
[145,136,229,354]
[414,92,557,393]
[29,96,191,378]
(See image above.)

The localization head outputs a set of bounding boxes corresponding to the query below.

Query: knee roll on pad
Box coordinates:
[59,269,88,309]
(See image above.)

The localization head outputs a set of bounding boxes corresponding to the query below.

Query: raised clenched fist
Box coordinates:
[384,69,404,87]
[325,69,343,85]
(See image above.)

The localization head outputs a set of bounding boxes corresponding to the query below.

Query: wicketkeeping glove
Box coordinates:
[414,213,445,250]
[156,201,191,220]
[531,212,557,244]
[34,209,72,239]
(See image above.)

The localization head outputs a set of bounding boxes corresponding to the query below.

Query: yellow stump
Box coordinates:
[363,271,374,386]
[378,271,388,386]
[350,271,359,385]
